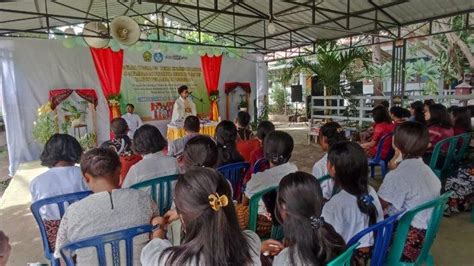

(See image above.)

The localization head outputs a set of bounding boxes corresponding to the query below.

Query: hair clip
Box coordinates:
[336,127,344,133]
[310,215,324,229]
[360,194,374,205]
[208,192,229,211]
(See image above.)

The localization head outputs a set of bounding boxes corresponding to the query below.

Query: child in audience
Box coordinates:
[54,148,158,264]
[245,121,275,183]
[0,231,11,266]
[140,168,261,265]
[215,120,244,167]
[244,131,297,202]
[30,134,88,249]
[101,117,142,186]
[235,111,254,141]
[378,122,441,262]
[168,115,201,157]
[261,171,346,265]
[181,135,218,172]
[361,105,395,160]
[312,122,346,200]
[409,101,425,124]
[425,104,454,151]
[390,106,410,126]
[322,141,383,262]
[235,111,260,162]
[451,106,472,136]
[122,125,179,188]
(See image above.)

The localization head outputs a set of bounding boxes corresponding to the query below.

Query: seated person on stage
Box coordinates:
[360,105,395,160]
[101,117,142,186]
[171,85,197,123]
[122,125,179,188]
[235,111,259,162]
[244,121,275,183]
[54,148,158,265]
[30,134,88,250]
[122,103,143,139]
[215,121,244,167]
[168,115,200,157]
[378,122,441,262]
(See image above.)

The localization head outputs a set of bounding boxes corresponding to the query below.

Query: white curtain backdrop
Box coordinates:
[0,38,109,176]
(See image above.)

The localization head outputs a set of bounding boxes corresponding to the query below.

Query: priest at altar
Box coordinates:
[171,85,197,123]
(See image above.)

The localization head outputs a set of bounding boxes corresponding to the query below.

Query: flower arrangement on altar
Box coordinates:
[107,94,122,119]
[209,91,219,102]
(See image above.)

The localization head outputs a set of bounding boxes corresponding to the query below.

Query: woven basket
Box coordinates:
[234,203,272,238]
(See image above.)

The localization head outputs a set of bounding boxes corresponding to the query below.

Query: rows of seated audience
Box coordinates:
[24,102,473,265]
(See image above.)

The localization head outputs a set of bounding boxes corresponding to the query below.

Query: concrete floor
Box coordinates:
[0,125,472,265]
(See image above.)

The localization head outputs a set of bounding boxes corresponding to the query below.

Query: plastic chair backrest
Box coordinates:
[386,192,453,266]
[253,158,269,174]
[347,212,402,266]
[248,186,278,233]
[372,132,394,162]
[30,191,93,265]
[453,132,472,163]
[327,242,360,266]
[217,162,250,200]
[130,174,178,216]
[429,136,459,178]
[60,225,152,266]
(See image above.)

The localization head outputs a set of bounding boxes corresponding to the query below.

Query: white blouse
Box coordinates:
[322,186,384,248]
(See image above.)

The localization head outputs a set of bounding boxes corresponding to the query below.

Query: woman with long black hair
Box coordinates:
[322,141,383,263]
[261,171,346,265]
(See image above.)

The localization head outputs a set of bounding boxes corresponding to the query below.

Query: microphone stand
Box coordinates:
[189,93,205,118]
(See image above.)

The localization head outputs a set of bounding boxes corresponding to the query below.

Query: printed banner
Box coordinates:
[121,52,211,121]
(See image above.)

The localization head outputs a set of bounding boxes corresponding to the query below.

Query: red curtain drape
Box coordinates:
[49,89,73,110]
[200,54,223,121]
[49,89,98,110]
[90,47,124,120]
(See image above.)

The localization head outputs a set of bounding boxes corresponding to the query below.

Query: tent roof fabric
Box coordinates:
[0,0,472,55]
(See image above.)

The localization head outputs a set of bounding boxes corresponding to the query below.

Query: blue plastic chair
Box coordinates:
[130,174,178,216]
[217,162,250,200]
[369,132,394,178]
[30,191,93,266]
[253,158,269,174]
[60,225,152,266]
[347,212,402,266]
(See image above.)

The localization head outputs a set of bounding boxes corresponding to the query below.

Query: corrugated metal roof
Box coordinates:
[0,0,472,55]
